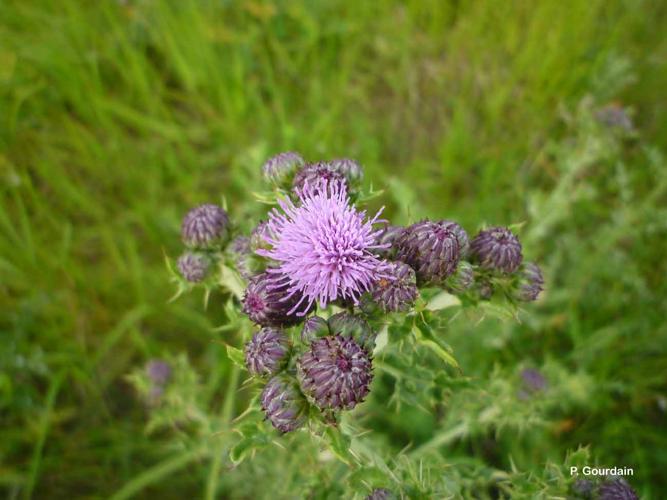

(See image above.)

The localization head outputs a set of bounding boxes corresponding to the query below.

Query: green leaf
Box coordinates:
[323,427,355,465]
[426,291,461,311]
[229,436,266,465]
[225,345,246,370]
[412,319,460,370]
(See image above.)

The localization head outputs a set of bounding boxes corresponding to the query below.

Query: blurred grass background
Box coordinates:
[1,0,666,498]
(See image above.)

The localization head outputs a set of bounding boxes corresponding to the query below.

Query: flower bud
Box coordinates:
[572,479,595,498]
[366,489,397,500]
[470,226,522,273]
[297,334,373,411]
[250,221,272,252]
[242,272,311,327]
[370,261,418,312]
[327,312,376,351]
[598,479,638,500]
[262,151,305,186]
[145,359,171,405]
[228,236,255,280]
[512,262,544,302]
[244,328,291,377]
[301,316,330,344]
[146,360,172,386]
[181,204,230,249]
[292,162,347,196]
[395,220,463,285]
[595,103,634,133]
[444,260,474,294]
[177,251,213,283]
[374,225,405,258]
[328,158,364,185]
[261,374,309,433]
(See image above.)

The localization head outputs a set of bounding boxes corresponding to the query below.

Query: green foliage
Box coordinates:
[1,0,666,498]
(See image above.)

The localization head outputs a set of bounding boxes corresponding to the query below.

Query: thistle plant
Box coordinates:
[159,152,552,495]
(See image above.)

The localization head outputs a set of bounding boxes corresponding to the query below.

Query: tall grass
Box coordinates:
[1,0,666,497]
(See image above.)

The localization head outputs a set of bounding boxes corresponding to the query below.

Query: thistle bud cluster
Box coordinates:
[243,311,376,433]
[170,152,545,436]
[173,203,231,286]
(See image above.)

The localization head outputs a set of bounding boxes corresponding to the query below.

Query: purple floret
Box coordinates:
[258,179,387,313]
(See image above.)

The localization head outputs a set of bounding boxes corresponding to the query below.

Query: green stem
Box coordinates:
[204,362,240,500]
[24,370,66,500]
[110,445,208,500]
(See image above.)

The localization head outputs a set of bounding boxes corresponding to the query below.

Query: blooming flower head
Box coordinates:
[257,180,386,314]
[244,327,291,377]
[181,204,229,249]
[297,334,373,411]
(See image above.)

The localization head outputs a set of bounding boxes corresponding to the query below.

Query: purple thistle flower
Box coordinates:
[366,489,397,500]
[291,162,347,196]
[145,360,172,405]
[470,226,522,273]
[262,151,305,186]
[257,180,387,314]
[598,478,638,500]
[244,328,291,377]
[518,368,547,400]
[177,251,212,283]
[595,103,634,133]
[370,261,418,313]
[301,316,330,344]
[297,334,373,411]
[395,220,464,285]
[513,262,544,302]
[521,368,547,392]
[146,360,172,386]
[261,374,309,433]
[444,261,474,294]
[242,271,311,326]
[181,204,229,249]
